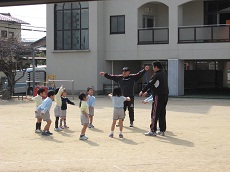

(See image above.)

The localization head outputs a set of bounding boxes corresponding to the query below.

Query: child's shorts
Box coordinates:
[113,108,125,120]
[60,110,66,118]
[35,109,42,118]
[80,114,89,125]
[89,107,94,116]
[42,111,51,121]
[54,106,61,117]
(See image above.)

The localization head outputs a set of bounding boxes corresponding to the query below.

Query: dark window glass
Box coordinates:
[110,15,125,34]
[1,30,7,38]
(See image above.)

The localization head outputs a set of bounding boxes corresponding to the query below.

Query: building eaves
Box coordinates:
[0,13,28,24]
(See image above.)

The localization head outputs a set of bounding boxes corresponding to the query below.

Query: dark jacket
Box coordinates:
[61,97,75,110]
[142,70,169,95]
[104,69,146,97]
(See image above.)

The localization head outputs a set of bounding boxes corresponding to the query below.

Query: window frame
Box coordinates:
[54,2,89,50]
[110,15,125,34]
[1,30,7,38]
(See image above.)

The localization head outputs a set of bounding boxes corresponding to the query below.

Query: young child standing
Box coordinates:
[32,88,46,133]
[60,89,75,128]
[87,87,96,128]
[108,87,130,138]
[54,85,64,131]
[36,90,55,136]
[78,93,89,140]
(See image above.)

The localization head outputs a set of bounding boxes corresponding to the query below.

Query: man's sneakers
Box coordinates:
[157,131,165,136]
[41,131,53,136]
[129,121,134,127]
[144,131,157,136]
[79,135,88,140]
[144,131,165,136]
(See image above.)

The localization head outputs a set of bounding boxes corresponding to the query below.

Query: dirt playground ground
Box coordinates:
[0,96,230,172]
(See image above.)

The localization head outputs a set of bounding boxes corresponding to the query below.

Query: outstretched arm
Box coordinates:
[99,71,120,82]
[132,66,149,82]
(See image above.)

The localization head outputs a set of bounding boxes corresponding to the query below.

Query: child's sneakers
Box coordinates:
[54,127,62,131]
[109,133,114,138]
[35,129,42,133]
[88,123,94,128]
[79,135,88,140]
[59,126,64,129]
[41,131,53,136]
[119,134,123,138]
[64,125,69,128]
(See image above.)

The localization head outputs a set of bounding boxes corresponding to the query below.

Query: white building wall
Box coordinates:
[46,0,230,95]
[46,2,102,93]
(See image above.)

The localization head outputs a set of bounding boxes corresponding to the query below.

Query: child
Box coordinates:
[60,89,75,128]
[108,87,130,138]
[79,93,89,140]
[54,85,64,131]
[36,90,55,136]
[87,87,96,128]
[32,88,46,133]
[48,83,56,91]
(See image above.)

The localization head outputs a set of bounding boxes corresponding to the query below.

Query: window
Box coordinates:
[9,32,14,38]
[143,15,155,28]
[1,30,7,38]
[110,15,125,34]
[54,2,89,50]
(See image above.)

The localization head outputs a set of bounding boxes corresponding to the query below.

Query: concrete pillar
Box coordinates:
[168,59,184,96]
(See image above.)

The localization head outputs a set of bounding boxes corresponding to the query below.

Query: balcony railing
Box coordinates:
[138,27,169,45]
[178,25,230,43]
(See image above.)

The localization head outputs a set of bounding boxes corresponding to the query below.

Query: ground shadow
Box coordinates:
[114,137,138,145]
[35,135,63,143]
[55,131,73,137]
[88,128,104,133]
[83,140,100,146]
[61,128,75,133]
[123,126,148,134]
[157,131,194,147]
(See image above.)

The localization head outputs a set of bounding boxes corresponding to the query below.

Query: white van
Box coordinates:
[14,67,46,95]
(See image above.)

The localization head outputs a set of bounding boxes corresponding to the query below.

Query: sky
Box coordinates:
[0,4,46,42]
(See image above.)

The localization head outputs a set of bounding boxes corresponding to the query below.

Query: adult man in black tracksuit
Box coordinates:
[139,61,168,136]
[100,65,149,127]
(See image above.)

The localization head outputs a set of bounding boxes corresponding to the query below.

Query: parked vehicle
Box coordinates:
[14,67,46,95]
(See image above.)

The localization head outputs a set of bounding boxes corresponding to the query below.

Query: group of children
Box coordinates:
[32,85,152,140]
[32,85,96,139]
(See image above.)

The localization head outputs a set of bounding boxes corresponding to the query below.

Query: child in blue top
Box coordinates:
[87,87,96,128]
[108,87,130,138]
[36,90,55,136]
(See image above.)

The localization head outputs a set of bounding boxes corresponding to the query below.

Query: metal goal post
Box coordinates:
[48,79,75,100]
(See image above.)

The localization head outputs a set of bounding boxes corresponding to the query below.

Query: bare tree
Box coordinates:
[0,38,32,100]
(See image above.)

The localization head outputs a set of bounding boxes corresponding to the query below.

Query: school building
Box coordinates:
[46,0,230,96]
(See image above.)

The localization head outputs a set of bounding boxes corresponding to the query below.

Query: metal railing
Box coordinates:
[178,25,230,43]
[138,27,169,45]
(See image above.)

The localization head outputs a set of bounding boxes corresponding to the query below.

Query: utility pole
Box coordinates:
[32,48,36,94]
